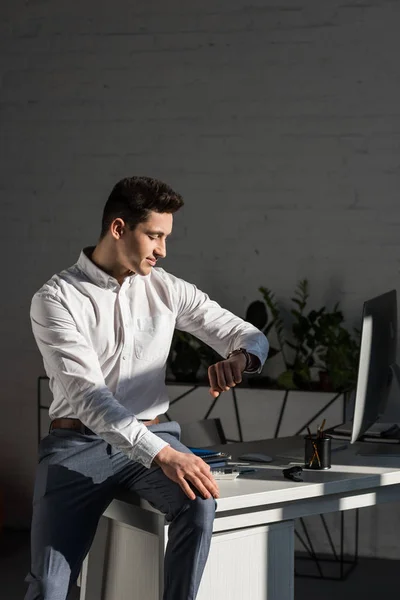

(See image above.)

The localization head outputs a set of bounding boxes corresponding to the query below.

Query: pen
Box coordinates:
[318,419,326,438]
[307,426,321,467]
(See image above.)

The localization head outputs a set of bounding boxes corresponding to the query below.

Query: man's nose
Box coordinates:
[156,240,166,258]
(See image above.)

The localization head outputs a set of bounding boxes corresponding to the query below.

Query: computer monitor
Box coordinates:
[351,290,399,444]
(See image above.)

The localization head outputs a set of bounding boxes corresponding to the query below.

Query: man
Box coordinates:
[26,176,269,600]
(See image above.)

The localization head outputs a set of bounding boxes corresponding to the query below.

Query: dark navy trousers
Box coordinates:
[24,421,216,600]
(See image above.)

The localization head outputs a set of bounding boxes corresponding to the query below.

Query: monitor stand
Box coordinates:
[356,364,400,456]
[333,363,400,438]
[332,421,400,439]
[330,363,400,456]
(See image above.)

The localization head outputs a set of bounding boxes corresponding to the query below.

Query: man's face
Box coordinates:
[120,211,173,276]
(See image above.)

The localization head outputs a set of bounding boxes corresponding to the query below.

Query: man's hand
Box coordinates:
[153,446,220,501]
[208,352,247,398]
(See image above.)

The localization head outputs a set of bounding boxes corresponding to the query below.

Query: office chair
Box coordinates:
[179,418,226,447]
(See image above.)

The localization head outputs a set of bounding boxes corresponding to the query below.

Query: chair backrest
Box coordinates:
[179,418,226,448]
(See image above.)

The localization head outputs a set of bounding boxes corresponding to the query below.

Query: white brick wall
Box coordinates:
[1,0,400,542]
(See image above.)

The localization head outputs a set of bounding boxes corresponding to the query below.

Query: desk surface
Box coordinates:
[208,436,400,512]
[100,436,400,600]
[111,435,400,516]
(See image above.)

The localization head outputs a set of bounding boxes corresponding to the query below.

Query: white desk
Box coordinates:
[79,436,400,600]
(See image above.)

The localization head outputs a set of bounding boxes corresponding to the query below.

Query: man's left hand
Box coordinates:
[208,353,247,398]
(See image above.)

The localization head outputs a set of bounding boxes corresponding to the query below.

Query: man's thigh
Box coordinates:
[26,430,117,596]
[113,421,205,520]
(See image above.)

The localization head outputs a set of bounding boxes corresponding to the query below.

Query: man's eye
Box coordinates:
[148,235,157,240]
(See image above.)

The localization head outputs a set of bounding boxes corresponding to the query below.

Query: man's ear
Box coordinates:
[111,218,125,239]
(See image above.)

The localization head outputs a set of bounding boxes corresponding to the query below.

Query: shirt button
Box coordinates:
[122,356,126,360]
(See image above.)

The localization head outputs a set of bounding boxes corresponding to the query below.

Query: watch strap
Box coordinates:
[227,348,251,371]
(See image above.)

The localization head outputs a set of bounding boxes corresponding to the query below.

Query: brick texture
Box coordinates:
[1,0,400,546]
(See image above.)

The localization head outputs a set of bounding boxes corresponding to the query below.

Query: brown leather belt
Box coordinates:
[50,416,160,435]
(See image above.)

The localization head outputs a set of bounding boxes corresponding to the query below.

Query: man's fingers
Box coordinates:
[215,363,229,391]
[199,468,220,498]
[208,364,224,393]
[189,476,212,499]
[179,478,196,501]
[184,460,219,499]
[222,361,238,387]
[189,473,219,499]
[228,360,243,384]
[205,477,220,499]
[163,454,220,500]
[181,474,216,500]
[209,361,243,396]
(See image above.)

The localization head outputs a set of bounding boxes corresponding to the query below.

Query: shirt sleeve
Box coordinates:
[30,292,169,468]
[161,271,269,373]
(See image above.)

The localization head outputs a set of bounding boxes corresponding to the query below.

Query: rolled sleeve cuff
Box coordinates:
[129,429,170,469]
[244,352,263,374]
[244,354,263,374]
[243,343,269,375]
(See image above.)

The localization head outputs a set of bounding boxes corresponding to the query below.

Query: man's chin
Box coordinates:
[137,262,153,276]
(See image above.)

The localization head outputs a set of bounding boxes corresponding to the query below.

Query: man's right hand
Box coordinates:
[153,446,220,501]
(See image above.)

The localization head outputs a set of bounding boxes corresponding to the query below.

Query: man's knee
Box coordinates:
[185,496,216,533]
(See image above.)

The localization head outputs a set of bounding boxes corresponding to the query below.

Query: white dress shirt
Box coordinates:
[31,248,269,468]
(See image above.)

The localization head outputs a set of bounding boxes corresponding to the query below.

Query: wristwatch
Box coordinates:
[227,348,252,371]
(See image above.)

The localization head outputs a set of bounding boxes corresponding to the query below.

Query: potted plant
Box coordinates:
[313,309,360,392]
[246,279,360,393]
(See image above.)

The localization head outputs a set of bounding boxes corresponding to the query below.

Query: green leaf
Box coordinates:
[291,298,306,310]
[277,370,298,390]
[308,310,319,323]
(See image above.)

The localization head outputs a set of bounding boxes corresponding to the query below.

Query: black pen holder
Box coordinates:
[304,435,331,470]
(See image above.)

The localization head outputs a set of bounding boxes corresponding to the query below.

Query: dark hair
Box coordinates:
[100,176,184,239]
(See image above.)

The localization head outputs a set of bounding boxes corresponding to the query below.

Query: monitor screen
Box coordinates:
[351,290,397,443]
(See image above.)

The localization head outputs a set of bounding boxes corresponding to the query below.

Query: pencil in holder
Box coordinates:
[304,434,331,470]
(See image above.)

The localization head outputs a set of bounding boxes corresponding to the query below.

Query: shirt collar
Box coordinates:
[77,247,136,290]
